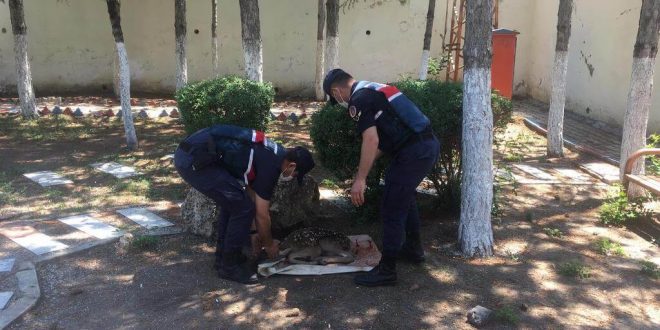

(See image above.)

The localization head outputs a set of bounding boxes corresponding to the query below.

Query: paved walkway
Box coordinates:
[514,99,623,165]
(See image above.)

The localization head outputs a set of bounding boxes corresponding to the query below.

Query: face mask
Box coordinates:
[279,165,295,182]
[333,89,349,108]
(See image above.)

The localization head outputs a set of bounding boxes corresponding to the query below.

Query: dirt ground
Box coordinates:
[2,102,659,329]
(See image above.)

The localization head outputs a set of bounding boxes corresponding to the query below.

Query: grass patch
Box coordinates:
[130,235,160,251]
[557,261,591,279]
[320,178,339,189]
[593,238,626,256]
[543,227,563,238]
[112,178,151,195]
[640,260,660,279]
[493,306,519,324]
[599,185,651,226]
[0,172,23,206]
[502,132,534,163]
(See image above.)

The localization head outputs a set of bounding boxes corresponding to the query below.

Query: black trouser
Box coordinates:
[381,134,440,258]
[174,147,254,256]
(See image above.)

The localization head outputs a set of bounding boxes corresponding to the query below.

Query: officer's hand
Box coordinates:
[265,240,280,260]
[351,178,367,207]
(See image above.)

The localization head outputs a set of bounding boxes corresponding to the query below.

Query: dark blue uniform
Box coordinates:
[351,84,440,258]
[174,128,283,256]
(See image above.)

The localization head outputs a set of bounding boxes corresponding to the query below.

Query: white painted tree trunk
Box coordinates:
[113,47,120,97]
[13,34,37,119]
[116,42,138,150]
[175,34,188,90]
[239,0,263,82]
[314,0,326,101]
[243,42,263,82]
[459,67,494,257]
[315,39,326,100]
[459,0,494,258]
[8,0,37,119]
[547,51,569,157]
[621,57,655,197]
[211,0,219,77]
[325,36,339,73]
[419,49,431,80]
[620,0,660,198]
[324,0,339,73]
[547,0,573,158]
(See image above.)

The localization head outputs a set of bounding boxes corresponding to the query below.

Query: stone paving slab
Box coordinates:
[0,291,13,310]
[0,258,15,273]
[0,226,69,256]
[23,171,72,187]
[578,161,621,184]
[58,215,123,240]
[116,207,173,229]
[91,162,141,179]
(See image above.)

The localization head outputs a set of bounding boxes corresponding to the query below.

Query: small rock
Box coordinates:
[520,303,529,312]
[564,213,570,218]
[169,108,180,118]
[116,233,134,255]
[105,109,115,117]
[63,107,73,116]
[130,98,138,106]
[159,109,169,117]
[299,111,307,120]
[138,109,149,119]
[289,112,299,124]
[73,108,84,118]
[52,106,63,115]
[553,195,560,201]
[40,106,51,116]
[277,112,287,121]
[467,305,493,327]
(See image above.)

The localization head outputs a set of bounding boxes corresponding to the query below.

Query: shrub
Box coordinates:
[175,75,275,134]
[599,185,651,226]
[593,238,626,256]
[494,306,519,324]
[640,260,660,279]
[557,261,591,279]
[543,227,563,238]
[311,79,514,218]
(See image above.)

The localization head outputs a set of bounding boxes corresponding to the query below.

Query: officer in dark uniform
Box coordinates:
[174,124,315,284]
[324,68,440,287]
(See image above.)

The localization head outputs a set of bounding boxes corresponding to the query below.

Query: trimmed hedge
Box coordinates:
[175,75,275,134]
[311,79,513,215]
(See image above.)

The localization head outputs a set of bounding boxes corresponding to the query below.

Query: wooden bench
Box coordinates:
[623,148,660,195]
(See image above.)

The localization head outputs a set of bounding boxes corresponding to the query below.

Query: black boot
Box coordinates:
[399,231,425,264]
[354,256,397,287]
[218,250,258,284]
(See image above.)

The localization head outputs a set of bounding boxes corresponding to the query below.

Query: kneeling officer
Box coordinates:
[174,124,315,284]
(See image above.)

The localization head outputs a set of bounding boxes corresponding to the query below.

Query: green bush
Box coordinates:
[311,79,513,217]
[599,185,651,226]
[593,237,626,256]
[558,261,591,279]
[640,260,660,279]
[175,75,275,134]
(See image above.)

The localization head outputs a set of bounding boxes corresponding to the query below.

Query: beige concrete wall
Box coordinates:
[517,0,659,132]
[0,0,657,131]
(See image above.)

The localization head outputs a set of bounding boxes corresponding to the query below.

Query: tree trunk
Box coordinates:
[620,0,660,197]
[106,0,138,150]
[547,0,574,158]
[175,0,188,90]
[325,0,339,73]
[459,0,494,258]
[419,0,436,80]
[239,0,263,82]
[8,0,37,119]
[315,0,326,100]
[211,0,219,77]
